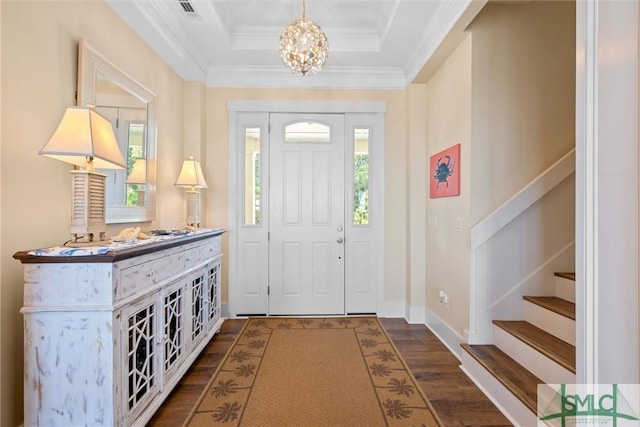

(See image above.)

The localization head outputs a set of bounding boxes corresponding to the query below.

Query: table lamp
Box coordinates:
[39,106,126,244]
[174,156,208,227]
[126,158,146,206]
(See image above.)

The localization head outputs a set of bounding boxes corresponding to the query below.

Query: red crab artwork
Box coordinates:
[429,143,460,198]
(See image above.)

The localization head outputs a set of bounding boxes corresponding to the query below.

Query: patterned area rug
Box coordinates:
[184,317,442,426]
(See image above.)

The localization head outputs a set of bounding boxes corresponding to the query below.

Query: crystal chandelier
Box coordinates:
[279,0,329,76]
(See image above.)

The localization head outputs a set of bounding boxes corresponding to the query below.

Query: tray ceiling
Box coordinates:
[107,0,484,89]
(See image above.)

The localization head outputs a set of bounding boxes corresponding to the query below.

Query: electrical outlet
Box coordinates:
[439,290,449,308]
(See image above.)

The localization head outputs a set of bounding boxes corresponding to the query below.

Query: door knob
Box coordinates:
[337,237,344,244]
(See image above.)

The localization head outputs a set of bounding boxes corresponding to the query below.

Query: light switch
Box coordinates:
[454,217,463,232]
[428,216,438,229]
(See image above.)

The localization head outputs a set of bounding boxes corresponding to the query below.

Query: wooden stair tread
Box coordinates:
[493,320,575,374]
[461,344,541,413]
[554,272,575,281]
[523,296,575,320]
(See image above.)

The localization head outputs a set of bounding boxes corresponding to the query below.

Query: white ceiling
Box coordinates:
[106,0,485,89]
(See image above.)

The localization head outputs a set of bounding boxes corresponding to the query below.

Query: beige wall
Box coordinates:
[204,88,409,309]
[469,1,576,223]
[406,84,428,320]
[1,2,186,425]
[424,35,473,335]
[183,82,208,224]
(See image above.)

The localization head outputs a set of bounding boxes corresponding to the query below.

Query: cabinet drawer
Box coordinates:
[120,256,173,298]
[173,247,201,273]
[201,236,221,260]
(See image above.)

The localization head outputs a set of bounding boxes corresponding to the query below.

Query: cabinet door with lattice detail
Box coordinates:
[207,255,222,330]
[187,267,208,351]
[121,295,159,423]
[161,279,187,384]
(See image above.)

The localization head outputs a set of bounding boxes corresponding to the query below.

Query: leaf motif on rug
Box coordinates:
[383,399,414,419]
[386,378,414,397]
[229,350,253,363]
[373,349,397,362]
[211,401,243,423]
[211,380,238,398]
[370,363,393,377]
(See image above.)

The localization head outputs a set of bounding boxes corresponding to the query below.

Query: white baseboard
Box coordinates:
[222,302,229,318]
[424,307,463,360]
[379,301,407,318]
[408,303,426,324]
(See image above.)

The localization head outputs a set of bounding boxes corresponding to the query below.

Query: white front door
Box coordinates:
[268,113,346,315]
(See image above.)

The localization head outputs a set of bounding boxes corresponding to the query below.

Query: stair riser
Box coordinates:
[460,351,538,426]
[494,325,575,385]
[555,276,575,303]
[523,301,575,346]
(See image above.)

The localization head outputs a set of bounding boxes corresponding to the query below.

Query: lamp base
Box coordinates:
[69,170,108,240]
[185,190,201,228]
[65,237,109,248]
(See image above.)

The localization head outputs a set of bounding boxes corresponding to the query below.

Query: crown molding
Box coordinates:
[404,0,486,83]
[106,0,209,82]
[206,65,408,90]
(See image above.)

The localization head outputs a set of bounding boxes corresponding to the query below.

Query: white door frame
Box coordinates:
[227,100,386,317]
[576,1,640,384]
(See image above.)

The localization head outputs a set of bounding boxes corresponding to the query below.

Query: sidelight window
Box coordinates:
[353,128,370,225]
[244,127,261,225]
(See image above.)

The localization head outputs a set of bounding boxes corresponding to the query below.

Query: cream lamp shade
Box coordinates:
[39,106,126,170]
[175,157,208,190]
[126,158,147,184]
[39,106,125,244]
[175,157,207,228]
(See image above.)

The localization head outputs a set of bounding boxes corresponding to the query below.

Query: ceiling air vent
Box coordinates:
[177,0,199,17]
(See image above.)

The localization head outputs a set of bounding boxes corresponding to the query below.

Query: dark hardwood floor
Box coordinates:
[148,318,512,426]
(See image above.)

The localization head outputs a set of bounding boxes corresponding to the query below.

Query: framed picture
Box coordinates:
[429,143,460,198]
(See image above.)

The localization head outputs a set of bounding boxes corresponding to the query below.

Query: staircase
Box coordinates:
[460,272,576,426]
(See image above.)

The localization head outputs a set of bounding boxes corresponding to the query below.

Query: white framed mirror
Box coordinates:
[77,39,157,223]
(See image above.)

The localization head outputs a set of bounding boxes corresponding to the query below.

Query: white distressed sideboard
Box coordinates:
[14,229,225,427]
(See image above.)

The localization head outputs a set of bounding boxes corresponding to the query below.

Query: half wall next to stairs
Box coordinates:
[467,169,575,344]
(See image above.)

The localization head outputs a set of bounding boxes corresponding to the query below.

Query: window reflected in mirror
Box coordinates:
[125,138,146,207]
[354,128,370,225]
[244,127,261,225]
